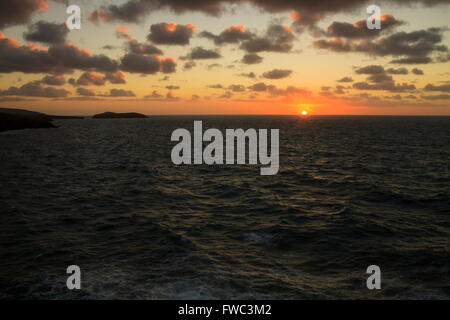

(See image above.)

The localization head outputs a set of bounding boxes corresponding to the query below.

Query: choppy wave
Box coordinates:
[0,116,449,299]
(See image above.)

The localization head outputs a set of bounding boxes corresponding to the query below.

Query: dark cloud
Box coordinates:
[422,94,450,100]
[201,25,253,45]
[262,69,292,79]
[242,53,263,64]
[88,0,450,25]
[47,42,119,73]
[73,72,106,86]
[166,91,180,100]
[324,15,402,39]
[248,82,270,92]
[228,84,246,92]
[424,83,450,92]
[166,85,180,90]
[219,91,233,99]
[314,28,448,65]
[183,60,196,70]
[337,76,353,83]
[24,21,68,44]
[1,80,70,98]
[247,81,310,97]
[412,68,424,75]
[100,88,136,97]
[208,84,223,89]
[0,0,48,29]
[148,23,196,45]
[353,81,416,92]
[240,24,295,53]
[104,71,127,84]
[145,90,163,99]
[355,65,385,74]
[366,73,393,83]
[127,39,163,55]
[386,67,409,75]
[206,63,222,70]
[240,72,256,78]
[41,75,65,86]
[119,53,177,74]
[77,87,96,97]
[181,47,221,60]
[390,57,432,64]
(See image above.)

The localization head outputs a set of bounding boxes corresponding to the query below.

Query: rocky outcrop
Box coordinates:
[0,108,56,132]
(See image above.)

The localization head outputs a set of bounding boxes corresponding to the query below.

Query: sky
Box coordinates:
[0,0,449,116]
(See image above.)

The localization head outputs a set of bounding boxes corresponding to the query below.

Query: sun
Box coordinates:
[301,110,308,116]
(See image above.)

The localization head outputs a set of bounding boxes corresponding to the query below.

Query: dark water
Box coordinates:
[0,116,449,299]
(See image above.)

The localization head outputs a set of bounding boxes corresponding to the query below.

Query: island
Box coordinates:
[93,112,148,119]
[0,108,56,132]
[49,115,85,120]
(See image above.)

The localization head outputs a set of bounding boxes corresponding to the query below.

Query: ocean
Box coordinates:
[0,115,449,299]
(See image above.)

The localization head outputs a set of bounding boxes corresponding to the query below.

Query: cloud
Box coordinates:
[73,72,106,86]
[206,63,222,70]
[323,15,402,39]
[228,84,246,92]
[314,28,448,64]
[181,47,221,60]
[115,26,164,55]
[100,88,136,97]
[119,53,176,74]
[208,84,223,89]
[240,72,256,78]
[337,76,353,83]
[104,71,127,84]
[422,94,450,100]
[183,60,196,70]
[127,39,163,55]
[240,24,295,53]
[76,87,96,96]
[166,85,180,90]
[24,21,68,45]
[353,81,416,92]
[41,75,65,86]
[145,90,163,98]
[115,26,132,38]
[47,42,119,73]
[386,67,409,75]
[241,53,263,64]
[247,81,310,97]
[219,91,233,99]
[201,25,253,45]
[355,65,384,74]
[424,83,450,92]
[248,82,270,92]
[87,0,450,25]
[147,22,196,45]
[0,0,48,29]
[166,91,179,100]
[262,69,292,79]
[0,80,70,98]
[412,68,424,75]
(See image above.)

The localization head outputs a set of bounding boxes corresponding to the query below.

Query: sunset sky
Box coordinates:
[0,0,449,115]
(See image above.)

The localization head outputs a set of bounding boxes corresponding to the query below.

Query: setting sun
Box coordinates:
[301,110,308,116]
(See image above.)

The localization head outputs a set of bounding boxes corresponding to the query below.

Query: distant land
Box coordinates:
[93,112,148,119]
[0,108,56,132]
